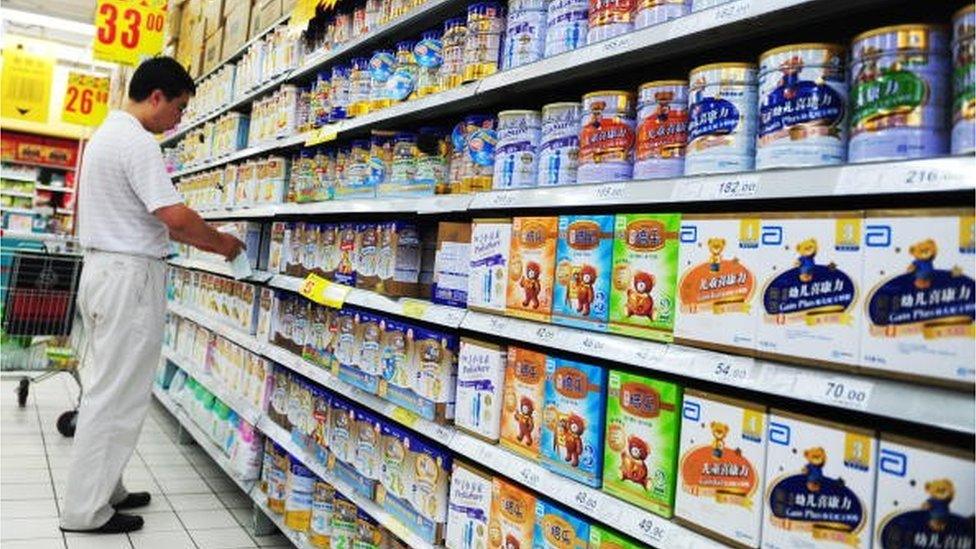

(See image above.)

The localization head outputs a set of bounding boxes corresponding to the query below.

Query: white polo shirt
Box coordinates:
[78,110,183,258]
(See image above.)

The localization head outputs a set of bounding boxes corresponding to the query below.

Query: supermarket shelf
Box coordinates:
[167,302,265,353]
[54,208,74,216]
[166,301,721,548]
[1,207,36,215]
[200,204,281,220]
[257,418,436,549]
[461,311,976,435]
[34,185,74,193]
[151,386,258,495]
[169,256,274,282]
[152,387,310,549]
[0,173,37,182]
[0,230,76,243]
[2,159,74,171]
[469,156,976,211]
[169,131,308,178]
[267,274,467,328]
[275,192,472,215]
[194,12,292,84]
[162,347,264,426]
[0,190,34,198]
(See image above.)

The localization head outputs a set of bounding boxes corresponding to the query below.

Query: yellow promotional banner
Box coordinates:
[288,0,318,36]
[61,73,111,127]
[93,0,167,66]
[1,48,55,123]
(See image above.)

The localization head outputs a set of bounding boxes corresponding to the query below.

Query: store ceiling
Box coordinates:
[2,0,96,25]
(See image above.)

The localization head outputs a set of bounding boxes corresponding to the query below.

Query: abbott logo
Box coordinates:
[768,422,790,445]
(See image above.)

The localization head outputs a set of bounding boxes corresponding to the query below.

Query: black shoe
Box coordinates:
[112,492,151,510]
[61,512,144,534]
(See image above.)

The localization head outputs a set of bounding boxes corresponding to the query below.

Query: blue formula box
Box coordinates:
[533,500,590,549]
[552,214,614,332]
[540,357,608,488]
[411,326,459,423]
[333,223,359,287]
[378,422,452,544]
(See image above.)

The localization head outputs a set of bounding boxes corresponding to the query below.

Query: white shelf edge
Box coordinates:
[170,132,308,178]
[460,310,976,435]
[169,257,274,283]
[0,173,38,183]
[267,274,466,329]
[0,190,34,198]
[1,207,36,215]
[34,185,74,193]
[0,230,76,243]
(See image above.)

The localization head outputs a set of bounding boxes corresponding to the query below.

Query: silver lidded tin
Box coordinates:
[538,102,582,186]
[756,43,848,170]
[685,62,758,175]
[494,110,543,189]
[577,90,637,184]
[634,80,688,179]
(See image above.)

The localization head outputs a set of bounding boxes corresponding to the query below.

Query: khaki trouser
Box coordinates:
[60,250,167,529]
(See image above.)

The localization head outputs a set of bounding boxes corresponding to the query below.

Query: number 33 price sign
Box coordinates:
[62,73,110,126]
[93,0,166,66]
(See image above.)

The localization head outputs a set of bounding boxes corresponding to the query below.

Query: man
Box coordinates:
[59,57,244,534]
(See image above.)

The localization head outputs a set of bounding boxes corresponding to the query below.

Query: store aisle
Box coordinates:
[1,374,291,549]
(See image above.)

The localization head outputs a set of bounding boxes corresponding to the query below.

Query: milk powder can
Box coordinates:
[463,114,498,192]
[578,90,637,184]
[386,40,419,102]
[587,0,634,44]
[387,132,420,196]
[330,64,350,122]
[368,49,396,110]
[464,2,506,82]
[685,62,757,175]
[756,43,848,170]
[493,110,542,189]
[502,3,547,70]
[416,127,449,194]
[849,24,950,162]
[348,57,372,118]
[414,30,444,98]
[634,80,688,179]
[538,102,582,186]
[544,0,588,56]
[635,0,690,30]
[952,5,975,154]
[441,18,469,90]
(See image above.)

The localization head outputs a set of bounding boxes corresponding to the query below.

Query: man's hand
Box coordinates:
[216,232,246,262]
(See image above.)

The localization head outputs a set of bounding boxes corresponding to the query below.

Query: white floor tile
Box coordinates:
[177,508,239,529]
[1,486,55,500]
[203,476,241,494]
[215,490,252,510]
[1,498,59,519]
[189,526,257,549]
[0,537,67,549]
[64,533,132,549]
[252,533,291,547]
[138,453,191,467]
[128,530,196,549]
[0,517,62,540]
[228,507,251,529]
[157,477,212,495]
[165,493,224,511]
[137,511,183,533]
[147,465,202,481]
[2,468,53,484]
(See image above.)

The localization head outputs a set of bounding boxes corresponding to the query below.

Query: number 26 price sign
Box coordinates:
[61,73,110,127]
[93,0,166,66]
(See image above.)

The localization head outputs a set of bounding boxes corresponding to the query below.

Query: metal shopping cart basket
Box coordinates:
[1,245,86,437]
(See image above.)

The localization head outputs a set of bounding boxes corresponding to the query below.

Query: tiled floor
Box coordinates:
[0,373,292,549]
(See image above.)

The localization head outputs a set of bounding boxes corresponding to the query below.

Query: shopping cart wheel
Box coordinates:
[57,410,78,438]
[17,378,29,408]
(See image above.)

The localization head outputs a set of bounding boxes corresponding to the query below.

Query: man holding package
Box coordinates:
[59,57,244,534]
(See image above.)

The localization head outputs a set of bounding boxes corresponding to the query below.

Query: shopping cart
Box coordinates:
[1,245,86,437]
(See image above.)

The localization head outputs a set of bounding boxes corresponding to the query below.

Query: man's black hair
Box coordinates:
[128,56,196,101]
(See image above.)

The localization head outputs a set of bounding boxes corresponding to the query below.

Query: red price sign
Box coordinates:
[93,0,166,66]
[61,72,110,126]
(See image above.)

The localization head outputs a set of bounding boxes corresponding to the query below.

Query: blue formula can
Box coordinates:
[756,43,848,170]
[502,7,547,70]
[578,90,637,184]
[545,0,588,57]
[952,5,975,154]
[635,0,690,30]
[493,110,542,189]
[634,80,688,179]
[538,102,582,186]
[685,62,757,175]
[849,24,950,162]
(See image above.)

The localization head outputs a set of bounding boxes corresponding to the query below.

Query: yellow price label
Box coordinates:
[288,0,318,35]
[93,0,167,66]
[305,125,339,146]
[400,299,429,320]
[299,273,351,308]
[1,48,54,123]
[390,407,419,428]
[61,72,110,127]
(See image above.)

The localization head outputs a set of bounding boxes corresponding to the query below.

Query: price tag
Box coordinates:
[590,182,628,202]
[697,352,754,387]
[712,0,752,22]
[576,334,606,355]
[93,0,167,66]
[516,464,542,489]
[601,34,632,54]
[487,191,517,208]
[485,315,511,334]
[390,407,420,428]
[400,299,429,320]
[298,273,351,308]
[710,174,760,200]
[534,325,557,344]
[636,515,668,544]
[798,375,874,411]
[572,488,600,514]
[670,179,705,201]
[305,124,339,146]
[0,48,54,123]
